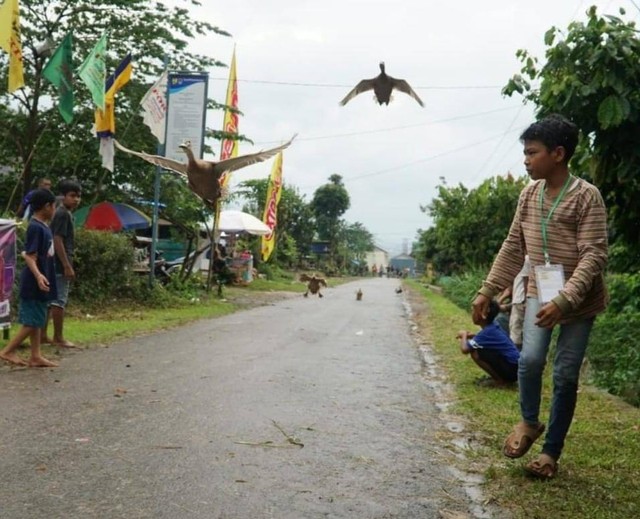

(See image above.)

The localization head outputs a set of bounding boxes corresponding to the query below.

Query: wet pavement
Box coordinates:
[0,278,503,518]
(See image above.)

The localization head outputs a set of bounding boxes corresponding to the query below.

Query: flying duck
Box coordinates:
[339,62,424,107]
[114,135,296,209]
[300,273,328,298]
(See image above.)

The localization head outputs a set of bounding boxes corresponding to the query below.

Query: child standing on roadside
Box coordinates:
[0,189,59,367]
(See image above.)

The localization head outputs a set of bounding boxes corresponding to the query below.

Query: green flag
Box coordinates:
[77,32,107,111]
[42,32,74,124]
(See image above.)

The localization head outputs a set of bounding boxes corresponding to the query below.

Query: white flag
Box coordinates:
[140,71,168,144]
[99,137,115,172]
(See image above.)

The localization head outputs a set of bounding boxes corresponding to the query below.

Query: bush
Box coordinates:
[588,312,640,406]
[73,230,138,305]
[439,268,486,311]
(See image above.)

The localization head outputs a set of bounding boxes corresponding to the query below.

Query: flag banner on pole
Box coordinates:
[219,48,239,189]
[261,152,283,262]
[78,32,107,111]
[140,70,168,144]
[0,0,24,92]
[95,53,132,171]
[42,32,74,124]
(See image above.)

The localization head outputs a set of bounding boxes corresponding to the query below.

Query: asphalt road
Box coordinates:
[0,278,491,519]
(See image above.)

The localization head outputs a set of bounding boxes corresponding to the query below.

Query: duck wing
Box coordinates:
[212,134,297,175]
[300,273,312,282]
[114,140,188,176]
[339,78,376,106]
[390,78,424,107]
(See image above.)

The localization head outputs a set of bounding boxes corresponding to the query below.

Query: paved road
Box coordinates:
[0,278,487,519]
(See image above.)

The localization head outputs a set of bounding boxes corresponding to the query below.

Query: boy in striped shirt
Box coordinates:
[472,114,608,479]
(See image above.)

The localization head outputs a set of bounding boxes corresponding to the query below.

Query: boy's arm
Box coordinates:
[23,252,50,292]
[53,235,75,279]
[457,331,473,354]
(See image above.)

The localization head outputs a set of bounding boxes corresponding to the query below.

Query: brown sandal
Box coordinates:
[502,421,545,459]
[524,453,558,479]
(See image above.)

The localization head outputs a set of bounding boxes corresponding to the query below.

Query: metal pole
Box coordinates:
[149,55,169,287]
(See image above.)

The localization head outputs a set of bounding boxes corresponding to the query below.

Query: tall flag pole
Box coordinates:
[261,152,283,262]
[213,48,239,240]
[0,0,24,92]
[95,53,132,171]
[42,32,74,124]
[78,32,107,111]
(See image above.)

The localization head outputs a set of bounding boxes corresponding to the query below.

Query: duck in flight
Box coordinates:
[114,135,296,209]
[339,62,424,107]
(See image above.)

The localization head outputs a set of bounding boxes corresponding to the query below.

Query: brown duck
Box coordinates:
[300,273,328,298]
[339,62,424,107]
[114,135,296,209]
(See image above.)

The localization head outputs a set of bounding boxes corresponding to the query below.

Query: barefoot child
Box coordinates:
[457,299,520,386]
[0,189,59,368]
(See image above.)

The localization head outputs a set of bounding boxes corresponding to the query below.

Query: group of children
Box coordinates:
[0,179,82,368]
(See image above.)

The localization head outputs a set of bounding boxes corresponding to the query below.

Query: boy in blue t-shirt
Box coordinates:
[0,189,59,368]
[457,299,519,385]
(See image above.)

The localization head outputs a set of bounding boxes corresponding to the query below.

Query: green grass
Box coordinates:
[406,279,640,519]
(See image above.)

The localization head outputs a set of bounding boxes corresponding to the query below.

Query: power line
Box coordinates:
[209,77,502,91]
[253,104,521,145]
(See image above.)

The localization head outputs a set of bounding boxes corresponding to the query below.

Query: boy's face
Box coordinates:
[43,202,56,222]
[523,139,565,180]
[62,191,81,211]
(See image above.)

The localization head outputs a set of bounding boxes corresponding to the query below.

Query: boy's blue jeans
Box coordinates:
[518,297,594,461]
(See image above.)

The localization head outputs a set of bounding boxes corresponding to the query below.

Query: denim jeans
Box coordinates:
[518,297,594,460]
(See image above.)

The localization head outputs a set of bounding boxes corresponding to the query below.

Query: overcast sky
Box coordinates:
[168,0,629,255]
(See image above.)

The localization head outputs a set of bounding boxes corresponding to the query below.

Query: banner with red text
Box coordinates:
[261,152,283,261]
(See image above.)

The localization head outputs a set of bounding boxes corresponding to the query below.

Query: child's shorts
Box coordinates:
[476,348,518,382]
[18,299,48,328]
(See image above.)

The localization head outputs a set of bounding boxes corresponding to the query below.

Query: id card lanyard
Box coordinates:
[535,175,572,303]
[539,174,572,266]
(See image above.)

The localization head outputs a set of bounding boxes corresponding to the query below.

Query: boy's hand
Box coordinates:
[37,274,50,292]
[456,330,467,339]
[471,294,490,323]
[535,301,562,328]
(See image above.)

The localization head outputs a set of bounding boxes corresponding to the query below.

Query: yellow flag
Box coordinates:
[219,49,239,189]
[261,152,283,262]
[0,0,24,92]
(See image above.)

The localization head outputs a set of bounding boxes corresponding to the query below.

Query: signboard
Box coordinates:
[0,219,17,336]
[164,72,209,163]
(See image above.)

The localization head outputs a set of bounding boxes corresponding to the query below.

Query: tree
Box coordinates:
[233,178,315,266]
[419,174,527,275]
[502,6,640,263]
[0,0,231,222]
[338,221,375,272]
[310,174,350,261]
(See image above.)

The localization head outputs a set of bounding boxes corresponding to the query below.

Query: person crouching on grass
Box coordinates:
[457,299,520,386]
[0,189,59,368]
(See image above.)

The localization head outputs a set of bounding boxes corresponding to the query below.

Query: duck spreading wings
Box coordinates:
[114,135,297,208]
[339,62,424,107]
[300,273,328,298]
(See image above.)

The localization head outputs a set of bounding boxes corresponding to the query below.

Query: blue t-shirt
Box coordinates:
[467,322,520,365]
[19,219,58,302]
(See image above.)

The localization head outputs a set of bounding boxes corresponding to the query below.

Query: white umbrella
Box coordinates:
[206,210,271,235]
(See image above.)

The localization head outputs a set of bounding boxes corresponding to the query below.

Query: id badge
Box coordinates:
[535,264,565,304]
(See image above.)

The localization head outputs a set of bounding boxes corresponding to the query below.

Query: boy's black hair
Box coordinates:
[486,299,501,324]
[29,188,56,211]
[520,113,579,162]
[57,179,82,195]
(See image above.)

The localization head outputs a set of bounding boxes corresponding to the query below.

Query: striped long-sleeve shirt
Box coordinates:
[479,176,608,322]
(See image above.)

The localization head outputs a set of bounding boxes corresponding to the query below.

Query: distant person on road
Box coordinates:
[43,179,82,349]
[0,189,59,367]
[457,299,519,386]
[471,114,608,479]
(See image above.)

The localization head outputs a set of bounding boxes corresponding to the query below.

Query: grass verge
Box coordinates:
[406,279,640,519]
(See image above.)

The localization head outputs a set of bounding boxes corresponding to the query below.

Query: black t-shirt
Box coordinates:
[50,205,74,273]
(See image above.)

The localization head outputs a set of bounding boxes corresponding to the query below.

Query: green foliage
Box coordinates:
[438,268,486,311]
[502,6,640,266]
[311,175,350,252]
[72,229,138,305]
[417,174,527,275]
[0,0,230,226]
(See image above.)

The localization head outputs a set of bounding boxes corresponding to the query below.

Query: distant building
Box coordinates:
[390,253,416,277]
[365,245,389,271]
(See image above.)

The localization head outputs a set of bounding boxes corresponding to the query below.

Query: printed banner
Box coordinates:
[219,49,239,189]
[0,0,24,92]
[140,70,168,144]
[0,219,17,324]
[261,152,283,261]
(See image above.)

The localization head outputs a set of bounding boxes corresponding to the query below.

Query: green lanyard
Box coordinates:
[539,174,572,265]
